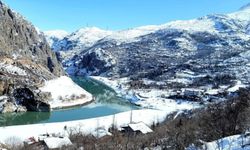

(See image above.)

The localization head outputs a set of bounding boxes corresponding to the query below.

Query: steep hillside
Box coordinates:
[0,2,64,77]
[0,1,93,113]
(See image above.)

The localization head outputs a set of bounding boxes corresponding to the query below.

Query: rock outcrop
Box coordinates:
[0,1,65,113]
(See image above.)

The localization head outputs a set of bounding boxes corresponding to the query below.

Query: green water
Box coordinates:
[0,77,137,127]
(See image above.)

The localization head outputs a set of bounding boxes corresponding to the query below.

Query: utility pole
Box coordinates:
[130,109,133,123]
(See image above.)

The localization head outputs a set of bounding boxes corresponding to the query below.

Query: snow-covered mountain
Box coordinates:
[44,30,69,49]
[44,18,223,66]
[45,3,250,53]
[45,3,250,104]
[45,19,220,51]
[45,27,111,51]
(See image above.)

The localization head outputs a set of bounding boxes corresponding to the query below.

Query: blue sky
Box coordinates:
[3,0,250,32]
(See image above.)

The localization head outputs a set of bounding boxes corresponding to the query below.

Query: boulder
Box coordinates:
[1,102,16,113]
[16,105,27,112]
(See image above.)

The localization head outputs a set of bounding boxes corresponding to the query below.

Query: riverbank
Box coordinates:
[90,76,201,111]
[0,76,199,144]
[0,109,169,143]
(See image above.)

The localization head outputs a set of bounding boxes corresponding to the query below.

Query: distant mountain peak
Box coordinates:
[77,27,108,32]
[227,3,250,22]
[44,30,69,47]
[44,30,68,39]
[239,3,250,11]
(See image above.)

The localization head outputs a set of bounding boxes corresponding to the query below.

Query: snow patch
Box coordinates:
[227,81,246,92]
[0,62,27,76]
[40,76,93,109]
[201,134,250,150]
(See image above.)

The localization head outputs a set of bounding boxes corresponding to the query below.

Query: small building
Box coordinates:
[24,137,37,145]
[120,122,153,134]
[36,134,72,149]
[43,136,72,149]
[92,128,112,138]
[182,88,204,97]
[205,89,221,96]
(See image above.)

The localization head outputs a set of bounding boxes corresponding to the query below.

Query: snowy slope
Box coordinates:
[44,30,69,50]
[40,76,93,109]
[68,27,113,47]
[44,27,113,51]
[228,3,250,23]
[100,19,217,42]
[200,134,250,150]
[44,30,68,41]
[105,25,166,42]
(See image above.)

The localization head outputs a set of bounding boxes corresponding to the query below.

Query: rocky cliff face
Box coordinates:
[0,1,65,113]
[0,1,64,77]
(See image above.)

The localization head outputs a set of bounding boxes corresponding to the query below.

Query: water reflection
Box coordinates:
[71,76,133,106]
[0,111,50,126]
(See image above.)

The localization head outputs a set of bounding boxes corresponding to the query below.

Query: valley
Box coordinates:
[1,0,250,149]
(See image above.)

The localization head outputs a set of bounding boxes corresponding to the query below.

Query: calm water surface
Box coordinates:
[0,77,137,126]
